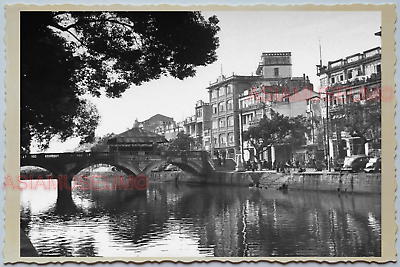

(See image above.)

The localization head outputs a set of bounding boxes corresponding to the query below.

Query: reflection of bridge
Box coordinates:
[21,151,215,205]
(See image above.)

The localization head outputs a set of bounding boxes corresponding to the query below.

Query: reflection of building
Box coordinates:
[317,47,381,160]
[207,52,315,163]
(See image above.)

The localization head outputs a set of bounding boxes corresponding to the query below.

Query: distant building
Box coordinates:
[154,121,184,141]
[182,100,212,150]
[107,124,168,155]
[317,46,381,161]
[256,52,292,78]
[139,114,175,133]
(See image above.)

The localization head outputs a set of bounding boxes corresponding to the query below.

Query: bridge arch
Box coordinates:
[69,160,141,178]
[20,163,60,179]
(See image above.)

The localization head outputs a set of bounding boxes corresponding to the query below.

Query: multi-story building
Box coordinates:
[237,75,316,163]
[139,114,175,133]
[317,46,381,162]
[153,121,184,141]
[207,75,256,160]
[182,100,212,150]
[207,52,315,164]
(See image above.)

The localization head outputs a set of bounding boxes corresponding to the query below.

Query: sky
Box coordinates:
[41,11,381,152]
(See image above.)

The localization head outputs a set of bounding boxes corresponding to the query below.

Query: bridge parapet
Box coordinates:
[21,150,215,176]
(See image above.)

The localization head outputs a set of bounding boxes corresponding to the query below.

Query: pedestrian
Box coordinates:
[312,158,317,171]
[267,160,272,170]
[281,161,286,173]
[262,160,267,170]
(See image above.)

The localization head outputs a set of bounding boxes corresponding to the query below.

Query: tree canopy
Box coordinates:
[330,99,381,145]
[167,131,195,151]
[21,11,220,152]
[243,112,308,162]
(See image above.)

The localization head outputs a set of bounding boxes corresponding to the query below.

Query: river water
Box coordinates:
[20,179,381,257]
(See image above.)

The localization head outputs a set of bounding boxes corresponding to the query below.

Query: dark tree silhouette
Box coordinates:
[20,11,220,152]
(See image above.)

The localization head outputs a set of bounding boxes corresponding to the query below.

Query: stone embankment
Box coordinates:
[149,170,381,194]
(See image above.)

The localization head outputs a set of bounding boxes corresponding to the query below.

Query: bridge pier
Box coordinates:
[55,174,77,214]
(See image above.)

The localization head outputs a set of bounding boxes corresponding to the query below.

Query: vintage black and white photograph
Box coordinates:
[13,6,393,260]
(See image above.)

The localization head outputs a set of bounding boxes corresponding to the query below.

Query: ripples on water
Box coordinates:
[20,179,381,257]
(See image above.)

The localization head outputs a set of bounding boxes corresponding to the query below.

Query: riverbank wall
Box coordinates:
[149,171,381,193]
[150,171,255,186]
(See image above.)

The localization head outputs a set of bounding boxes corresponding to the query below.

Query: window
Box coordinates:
[340,75,344,81]
[219,118,226,128]
[377,64,381,73]
[348,71,353,79]
[212,120,218,129]
[331,77,335,84]
[274,67,279,77]
[243,114,253,125]
[227,84,233,94]
[226,99,233,111]
[212,104,217,114]
[218,102,225,112]
[228,132,234,144]
[227,116,234,127]
[219,134,226,146]
[213,136,218,145]
[211,89,218,98]
[196,108,202,117]
[219,87,225,96]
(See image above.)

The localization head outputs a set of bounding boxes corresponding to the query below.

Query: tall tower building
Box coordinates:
[256,52,292,78]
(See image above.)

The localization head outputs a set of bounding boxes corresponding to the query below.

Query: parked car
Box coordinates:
[364,157,381,173]
[341,155,370,172]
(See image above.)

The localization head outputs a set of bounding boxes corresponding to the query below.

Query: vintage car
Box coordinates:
[341,155,370,172]
[364,157,381,173]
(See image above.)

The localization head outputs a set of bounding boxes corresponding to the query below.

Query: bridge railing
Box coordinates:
[21,152,118,160]
[21,150,210,161]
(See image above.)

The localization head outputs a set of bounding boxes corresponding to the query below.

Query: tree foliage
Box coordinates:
[167,131,195,151]
[243,112,308,162]
[74,133,115,152]
[20,11,220,152]
[330,100,381,144]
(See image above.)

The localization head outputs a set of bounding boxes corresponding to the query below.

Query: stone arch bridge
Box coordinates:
[21,151,215,179]
[21,151,215,207]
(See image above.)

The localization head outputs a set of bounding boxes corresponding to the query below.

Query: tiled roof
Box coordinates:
[108,127,168,144]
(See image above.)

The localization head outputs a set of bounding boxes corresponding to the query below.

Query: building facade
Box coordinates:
[237,76,316,163]
[207,52,316,164]
[317,46,381,163]
[139,114,175,133]
[182,100,212,150]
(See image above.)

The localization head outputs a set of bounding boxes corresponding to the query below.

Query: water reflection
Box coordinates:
[20,179,381,257]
